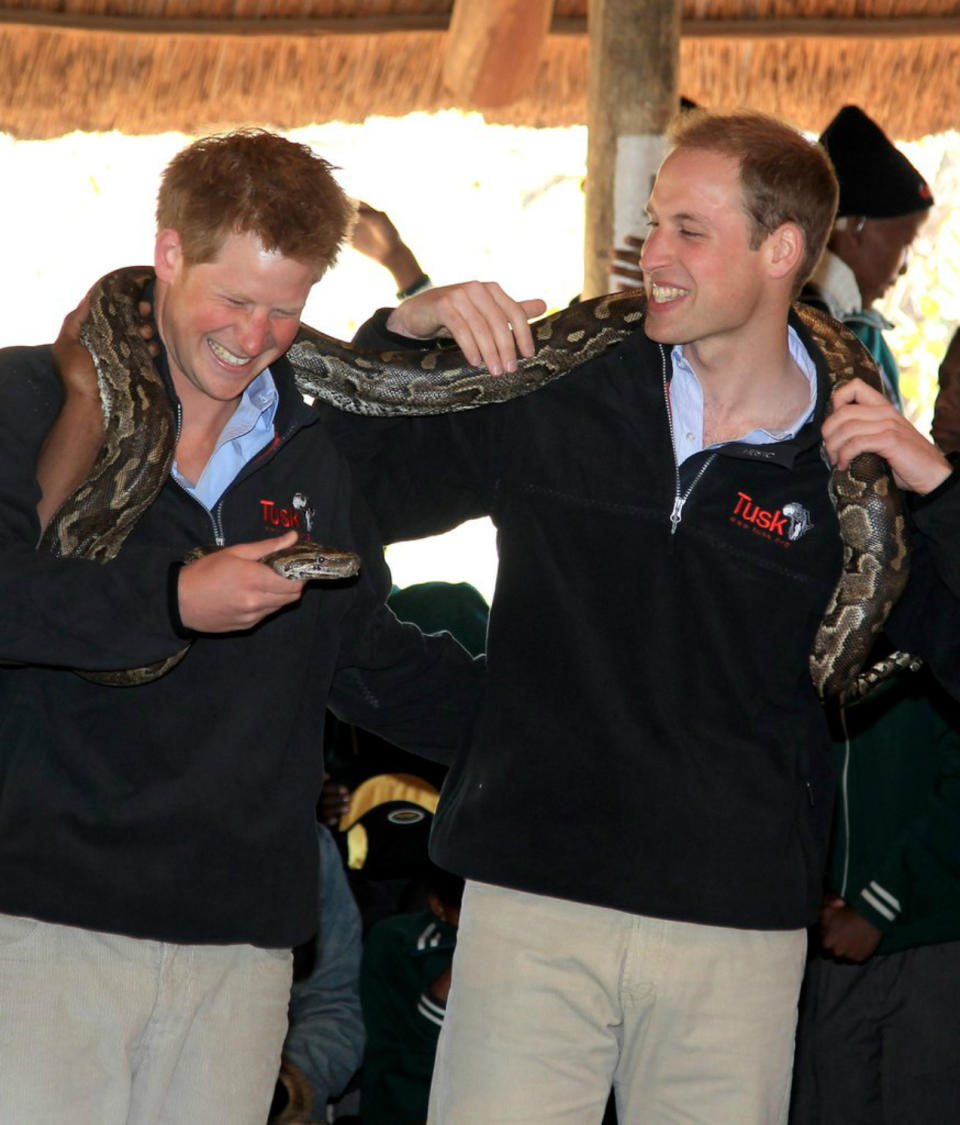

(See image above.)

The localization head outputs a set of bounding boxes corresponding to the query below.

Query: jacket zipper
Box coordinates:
[170,402,302,548]
[660,347,716,536]
[167,400,224,547]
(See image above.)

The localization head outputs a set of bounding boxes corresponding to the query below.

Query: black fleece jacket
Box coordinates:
[315,305,960,931]
[0,344,482,947]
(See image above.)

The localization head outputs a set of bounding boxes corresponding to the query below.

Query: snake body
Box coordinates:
[41,267,910,700]
[59,538,360,688]
[794,307,912,701]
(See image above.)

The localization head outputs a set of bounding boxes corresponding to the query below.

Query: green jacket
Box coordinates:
[359,910,457,1124]
[826,667,960,954]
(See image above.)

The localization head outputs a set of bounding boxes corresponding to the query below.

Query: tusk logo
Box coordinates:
[259,492,316,533]
[730,491,813,545]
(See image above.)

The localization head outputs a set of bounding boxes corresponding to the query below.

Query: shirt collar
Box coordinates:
[217,368,278,447]
[669,325,817,460]
[170,367,279,509]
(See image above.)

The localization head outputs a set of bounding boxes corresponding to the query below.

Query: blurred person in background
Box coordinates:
[803,104,933,407]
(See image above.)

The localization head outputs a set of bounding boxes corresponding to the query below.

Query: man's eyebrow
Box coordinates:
[645,203,709,226]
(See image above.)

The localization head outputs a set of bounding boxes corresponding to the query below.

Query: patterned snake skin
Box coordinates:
[40,267,911,699]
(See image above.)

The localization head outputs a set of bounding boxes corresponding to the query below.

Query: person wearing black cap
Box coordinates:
[803,104,934,405]
[791,108,960,1125]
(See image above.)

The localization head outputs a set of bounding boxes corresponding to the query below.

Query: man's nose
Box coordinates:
[238,309,272,355]
[639,228,667,270]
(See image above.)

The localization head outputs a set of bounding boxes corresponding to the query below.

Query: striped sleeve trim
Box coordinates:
[859,880,901,922]
[417,991,446,1028]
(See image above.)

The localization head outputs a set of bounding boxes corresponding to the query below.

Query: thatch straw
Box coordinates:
[679,36,960,140]
[0,4,957,140]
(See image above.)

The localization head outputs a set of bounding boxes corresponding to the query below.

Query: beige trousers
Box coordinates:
[428,881,807,1124]
[0,911,292,1124]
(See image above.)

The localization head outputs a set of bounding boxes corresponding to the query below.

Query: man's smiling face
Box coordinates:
[155,227,314,409]
[641,146,772,354]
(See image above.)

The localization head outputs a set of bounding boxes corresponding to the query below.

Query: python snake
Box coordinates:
[40,267,911,701]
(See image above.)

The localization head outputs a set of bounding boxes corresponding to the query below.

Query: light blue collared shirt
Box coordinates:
[171,369,279,509]
[669,326,818,464]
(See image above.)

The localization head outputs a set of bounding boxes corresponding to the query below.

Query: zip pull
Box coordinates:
[669,494,685,535]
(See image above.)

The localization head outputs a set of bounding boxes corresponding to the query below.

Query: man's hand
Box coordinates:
[350,201,426,294]
[823,377,952,495]
[319,774,352,826]
[429,964,453,1003]
[385,281,546,377]
[269,1058,313,1124]
[177,531,307,633]
[136,297,161,357]
[818,894,883,962]
[350,202,406,265]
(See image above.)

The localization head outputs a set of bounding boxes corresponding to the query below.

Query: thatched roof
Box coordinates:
[1,1,958,140]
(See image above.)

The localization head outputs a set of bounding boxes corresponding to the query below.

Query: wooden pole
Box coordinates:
[583,0,681,298]
[442,0,554,108]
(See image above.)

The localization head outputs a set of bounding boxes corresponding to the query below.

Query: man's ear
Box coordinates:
[154,229,183,283]
[767,221,805,283]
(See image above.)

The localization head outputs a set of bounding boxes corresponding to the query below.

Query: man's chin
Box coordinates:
[643,316,682,345]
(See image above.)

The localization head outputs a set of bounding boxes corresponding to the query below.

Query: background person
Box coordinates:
[270,823,366,1125]
[803,103,934,406]
[349,201,433,302]
[789,664,960,1125]
[358,863,464,1125]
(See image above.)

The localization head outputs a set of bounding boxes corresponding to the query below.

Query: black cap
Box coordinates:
[820,105,933,219]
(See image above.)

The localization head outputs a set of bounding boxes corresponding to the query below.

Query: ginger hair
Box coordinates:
[156,129,354,278]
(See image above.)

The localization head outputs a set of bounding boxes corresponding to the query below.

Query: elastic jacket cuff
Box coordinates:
[908,449,960,511]
[167,560,196,640]
[352,308,445,353]
[856,879,900,932]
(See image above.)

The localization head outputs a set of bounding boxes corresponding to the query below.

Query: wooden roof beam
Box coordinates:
[0,11,957,40]
[583,0,680,299]
[442,0,554,107]
[677,16,960,39]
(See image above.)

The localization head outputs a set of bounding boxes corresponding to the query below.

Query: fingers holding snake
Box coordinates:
[385,280,547,375]
[824,377,951,494]
[177,533,309,634]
